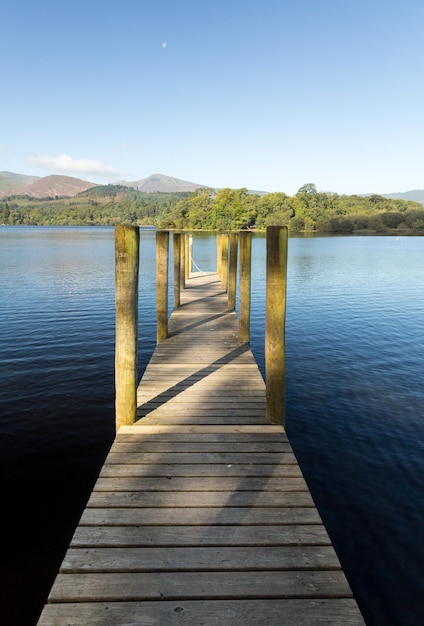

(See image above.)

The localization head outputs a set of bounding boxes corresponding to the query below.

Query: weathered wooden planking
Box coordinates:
[70,525,334,548]
[110,440,291,451]
[85,490,315,508]
[61,545,341,572]
[37,271,365,626]
[93,476,309,492]
[98,462,305,478]
[79,506,323,526]
[37,599,366,626]
[48,570,353,602]
[118,424,284,435]
[137,397,267,405]
[135,412,270,423]
[103,451,298,464]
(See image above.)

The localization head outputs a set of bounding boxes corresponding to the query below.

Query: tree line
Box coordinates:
[158,183,424,233]
[1,183,423,233]
[0,188,190,226]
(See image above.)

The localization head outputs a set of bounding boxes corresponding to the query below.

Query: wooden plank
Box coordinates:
[137,395,265,402]
[79,507,323,526]
[135,415,276,424]
[99,463,304,478]
[116,433,288,443]
[138,375,265,382]
[70,525,333,547]
[60,545,341,572]
[103,452,298,465]
[93,476,309,492]
[47,570,354,602]
[85,490,315,508]
[136,406,268,415]
[109,437,292,454]
[118,424,284,434]
[137,394,265,403]
[38,599,366,626]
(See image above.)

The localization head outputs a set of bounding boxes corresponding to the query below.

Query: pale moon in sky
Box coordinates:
[162,42,168,48]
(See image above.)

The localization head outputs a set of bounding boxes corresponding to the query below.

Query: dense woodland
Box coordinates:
[0,186,189,227]
[1,183,424,234]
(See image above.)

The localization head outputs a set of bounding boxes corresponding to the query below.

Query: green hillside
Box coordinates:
[0,186,191,226]
[0,171,40,194]
[1,183,423,234]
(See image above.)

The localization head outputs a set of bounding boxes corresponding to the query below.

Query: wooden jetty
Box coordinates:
[37,230,365,625]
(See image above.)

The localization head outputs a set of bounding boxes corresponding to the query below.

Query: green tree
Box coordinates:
[404,210,424,230]
[213,188,253,230]
[289,216,305,232]
[297,183,318,194]
[381,212,405,229]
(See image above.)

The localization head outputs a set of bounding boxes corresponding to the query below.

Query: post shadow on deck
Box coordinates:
[115,225,287,431]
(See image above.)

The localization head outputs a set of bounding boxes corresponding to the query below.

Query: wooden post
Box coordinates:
[228,232,239,310]
[221,234,229,291]
[217,234,222,278]
[173,233,181,308]
[185,234,190,280]
[180,233,186,291]
[156,230,169,342]
[265,226,288,425]
[188,234,193,274]
[239,230,252,342]
[115,225,139,430]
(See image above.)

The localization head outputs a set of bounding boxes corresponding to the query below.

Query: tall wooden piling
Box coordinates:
[217,234,222,278]
[156,230,169,343]
[265,226,288,425]
[173,233,181,308]
[188,234,193,274]
[180,233,186,291]
[220,234,229,291]
[184,234,190,280]
[115,225,139,430]
[239,230,252,342]
[228,232,239,310]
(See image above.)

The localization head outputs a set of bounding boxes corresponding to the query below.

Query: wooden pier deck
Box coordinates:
[38,271,365,625]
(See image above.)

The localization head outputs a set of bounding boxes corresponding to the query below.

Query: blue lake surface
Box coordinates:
[1,226,424,625]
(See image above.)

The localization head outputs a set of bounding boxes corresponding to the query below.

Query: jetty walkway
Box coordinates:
[38,266,365,625]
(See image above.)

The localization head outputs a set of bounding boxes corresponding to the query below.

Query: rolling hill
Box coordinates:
[0,171,40,194]
[0,174,97,198]
[116,173,209,193]
[381,189,424,204]
[1,170,423,203]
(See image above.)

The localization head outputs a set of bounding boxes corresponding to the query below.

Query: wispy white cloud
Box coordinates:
[28,153,116,176]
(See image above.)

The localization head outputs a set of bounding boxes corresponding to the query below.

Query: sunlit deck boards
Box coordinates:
[38,272,365,625]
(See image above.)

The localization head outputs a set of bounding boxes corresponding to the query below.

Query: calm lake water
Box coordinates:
[1,226,424,625]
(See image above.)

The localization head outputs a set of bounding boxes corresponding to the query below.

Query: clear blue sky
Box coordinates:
[2,0,424,195]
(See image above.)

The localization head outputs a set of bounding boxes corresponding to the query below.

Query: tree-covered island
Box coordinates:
[1,183,424,234]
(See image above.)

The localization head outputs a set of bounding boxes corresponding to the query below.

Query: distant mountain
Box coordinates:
[2,174,97,198]
[381,189,424,205]
[0,171,40,194]
[117,173,209,193]
[2,169,422,203]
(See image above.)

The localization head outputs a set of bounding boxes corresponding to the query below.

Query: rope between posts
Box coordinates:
[190,256,203,272]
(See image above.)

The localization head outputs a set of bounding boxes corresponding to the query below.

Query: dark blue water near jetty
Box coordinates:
[1,227,423,625]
